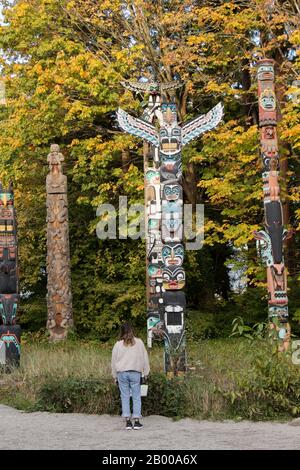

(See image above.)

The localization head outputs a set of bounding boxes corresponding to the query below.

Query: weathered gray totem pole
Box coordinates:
[254,59,291,350]
[46,144,73,340]
[117,81,223,375]
[0,182,21,367]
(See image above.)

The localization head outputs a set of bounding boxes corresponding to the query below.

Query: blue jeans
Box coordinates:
[117,371,141,419]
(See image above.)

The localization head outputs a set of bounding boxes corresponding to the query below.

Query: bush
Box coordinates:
[218,344,300,420]
[35,378,120,414]
[34,374,187,417]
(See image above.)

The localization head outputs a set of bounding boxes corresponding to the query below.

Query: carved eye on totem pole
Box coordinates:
[259,89,276,111]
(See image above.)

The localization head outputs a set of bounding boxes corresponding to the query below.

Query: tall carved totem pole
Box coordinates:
[46,144,73,340]
[117,81,223,374]
[254,59,290,350]
[0,182,21,367]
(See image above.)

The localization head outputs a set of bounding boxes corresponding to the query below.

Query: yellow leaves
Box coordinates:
[290,31,300,46]
[198,177,233,201]
[204,81,233,95]
[223,223,257,246]
[186,33,215,46]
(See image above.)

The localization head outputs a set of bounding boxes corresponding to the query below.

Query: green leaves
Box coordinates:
[0,0,299,336]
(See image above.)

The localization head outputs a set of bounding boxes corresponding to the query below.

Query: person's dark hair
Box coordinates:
[119,322,135,346]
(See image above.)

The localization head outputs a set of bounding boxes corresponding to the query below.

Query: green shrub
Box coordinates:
[34,374,187,417]
[35,378,120,414]
[218,345,300,420]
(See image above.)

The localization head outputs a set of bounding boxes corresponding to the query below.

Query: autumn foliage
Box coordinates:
[0,0,299,336]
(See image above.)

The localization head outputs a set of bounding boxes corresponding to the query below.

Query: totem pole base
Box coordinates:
[164,347,186,377]
[0,325,21,369]
[269,321,291,352]
[48,324,69,342]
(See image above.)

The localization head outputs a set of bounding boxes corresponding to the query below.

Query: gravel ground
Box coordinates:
[0,404,300,450]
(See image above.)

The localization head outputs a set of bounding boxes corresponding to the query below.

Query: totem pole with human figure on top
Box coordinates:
[46,144,73,340]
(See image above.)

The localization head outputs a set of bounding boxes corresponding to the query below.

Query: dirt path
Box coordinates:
[0,404,299,450]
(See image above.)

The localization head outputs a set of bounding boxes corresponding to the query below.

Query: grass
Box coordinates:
[1,335,300,420]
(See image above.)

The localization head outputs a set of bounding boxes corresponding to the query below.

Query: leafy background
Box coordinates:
[0,0,299,339]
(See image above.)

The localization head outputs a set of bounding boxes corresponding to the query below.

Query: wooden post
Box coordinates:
[46,144,73,340]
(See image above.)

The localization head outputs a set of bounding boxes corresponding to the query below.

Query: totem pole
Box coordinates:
[46,144,73,340]
[0,182,21,367]
[117,81,223,374]
[254,59,290,350]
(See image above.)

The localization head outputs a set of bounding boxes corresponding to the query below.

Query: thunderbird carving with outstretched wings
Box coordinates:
[181,102,223,146]
[117,108,159,147]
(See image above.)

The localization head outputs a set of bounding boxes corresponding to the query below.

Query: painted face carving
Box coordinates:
[268,305,288,320]
[159,104,181,159]
[162,183,182,201]
[262,154,279,171]
[160,132,181,157]
[162,266,185,290]
[162,243,184,266]
[257,64,274,81]
[147,315,161,330]
[260,89,276,111]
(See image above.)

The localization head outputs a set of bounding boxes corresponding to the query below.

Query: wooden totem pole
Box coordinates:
[117,82,223,375]
[0,182,21,367]
[254,59,291,350]
[46,144,73,340]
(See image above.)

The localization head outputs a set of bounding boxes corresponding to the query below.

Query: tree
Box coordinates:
[0,0,299,336]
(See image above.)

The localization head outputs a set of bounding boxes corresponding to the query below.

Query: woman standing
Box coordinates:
[111,322,150,430]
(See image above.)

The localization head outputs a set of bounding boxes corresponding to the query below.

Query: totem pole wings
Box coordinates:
[117,102,223,149]
[117,108,159,147]
[181,102,223,146]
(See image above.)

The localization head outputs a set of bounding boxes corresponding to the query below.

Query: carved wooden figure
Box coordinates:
[255,59,290,350]
[46,144,73,340]
[117,81,223,375]
[0,182,21,367]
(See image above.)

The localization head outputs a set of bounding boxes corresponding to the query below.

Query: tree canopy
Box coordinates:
[0,0,299,337]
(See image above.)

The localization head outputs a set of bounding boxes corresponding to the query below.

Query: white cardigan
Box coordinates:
[111,337,150,379]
